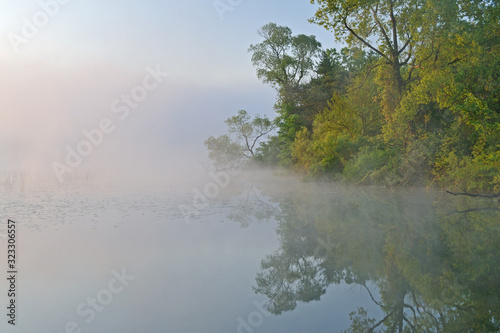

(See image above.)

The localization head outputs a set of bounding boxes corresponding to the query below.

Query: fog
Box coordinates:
[0,0,342,186]
[0,0,342,187]
[1,2,498,332]
[0,58,277,184]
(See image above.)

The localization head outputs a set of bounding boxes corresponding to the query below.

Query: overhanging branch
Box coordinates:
[445,190,500,198]
[343,18,388,60]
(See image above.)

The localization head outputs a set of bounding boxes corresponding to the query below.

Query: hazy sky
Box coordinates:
[0,0,342,179]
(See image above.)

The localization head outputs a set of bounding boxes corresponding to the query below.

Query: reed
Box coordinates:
[0,169,30,192]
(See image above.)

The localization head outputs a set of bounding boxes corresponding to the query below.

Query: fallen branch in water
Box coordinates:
[447,207,500,215]
[445,190,500,198]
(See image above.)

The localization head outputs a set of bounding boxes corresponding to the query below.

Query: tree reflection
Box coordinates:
[225,183,278,227]
[234,182,500,332]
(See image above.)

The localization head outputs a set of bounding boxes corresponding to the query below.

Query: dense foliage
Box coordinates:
[206,0,499,192]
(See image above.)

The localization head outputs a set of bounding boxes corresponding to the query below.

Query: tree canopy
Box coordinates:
[248,22,322,89]
[205,0,499,192]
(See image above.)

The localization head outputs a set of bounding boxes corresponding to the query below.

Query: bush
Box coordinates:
[343,146,390,184]
[433,152,500,193]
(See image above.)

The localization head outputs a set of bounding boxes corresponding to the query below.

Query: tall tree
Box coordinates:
[310,0,418,88]
[309,0,458,133]
[248,22,323,166]
[248,22,322,89]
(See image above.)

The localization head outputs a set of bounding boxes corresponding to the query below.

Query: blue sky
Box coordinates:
[0,0,343,178]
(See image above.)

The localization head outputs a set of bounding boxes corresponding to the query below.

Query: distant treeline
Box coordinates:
[206,0,500,193]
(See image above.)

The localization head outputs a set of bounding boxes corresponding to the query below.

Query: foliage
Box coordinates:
[433,152,500,193]
[209,0,500,191]
[204,135,243,170]
[248,22,322,89]
[290,70,380,176]
[343,145,393,184]
[254,135,281,166]
[204,110,275,169]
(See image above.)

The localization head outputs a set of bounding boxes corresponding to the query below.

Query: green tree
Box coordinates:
[248,23,325,167]
[204,135,243,170]
[248,22,322,89]
[309,0,462,142]
[310,0,419,98]
[311,48,349,95]
[204,110,275,169]
[291,67,381,176]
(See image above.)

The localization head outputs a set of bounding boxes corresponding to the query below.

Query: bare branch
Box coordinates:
[447,58,462,66]
[398,37,412,56]
[343,19,388,60]
[402,315,416,332]
[363,283,385,308]
[445,190,500,198]
[389,0,399,52]
[400,43,413,65]
[250,127,276,152]
[369,308,397,332]
[447,207,500,215]
[353,62,383,90]
[371,6,392,50]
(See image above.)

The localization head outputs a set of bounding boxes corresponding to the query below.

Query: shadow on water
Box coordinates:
[225,175,500,332]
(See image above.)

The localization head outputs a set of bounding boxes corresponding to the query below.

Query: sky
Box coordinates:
[0,0,342,181]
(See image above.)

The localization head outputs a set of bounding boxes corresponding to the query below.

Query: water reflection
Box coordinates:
[229,180,500,332]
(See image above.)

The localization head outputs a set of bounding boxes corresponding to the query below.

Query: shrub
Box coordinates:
[433,152,500,193]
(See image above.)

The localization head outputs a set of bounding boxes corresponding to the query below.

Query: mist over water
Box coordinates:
[1,1,498,332]
[0,57,275,184]
[0,168,498,332]
[0,51,498,333]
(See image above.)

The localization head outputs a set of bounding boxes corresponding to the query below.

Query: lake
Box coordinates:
[0,170,498,332]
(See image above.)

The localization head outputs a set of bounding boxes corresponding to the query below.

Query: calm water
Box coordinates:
[0,171,498,332]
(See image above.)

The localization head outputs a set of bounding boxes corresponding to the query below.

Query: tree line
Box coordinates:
[205,0,500,193]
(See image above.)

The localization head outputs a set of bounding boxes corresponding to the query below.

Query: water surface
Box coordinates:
[0,172,498,332]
